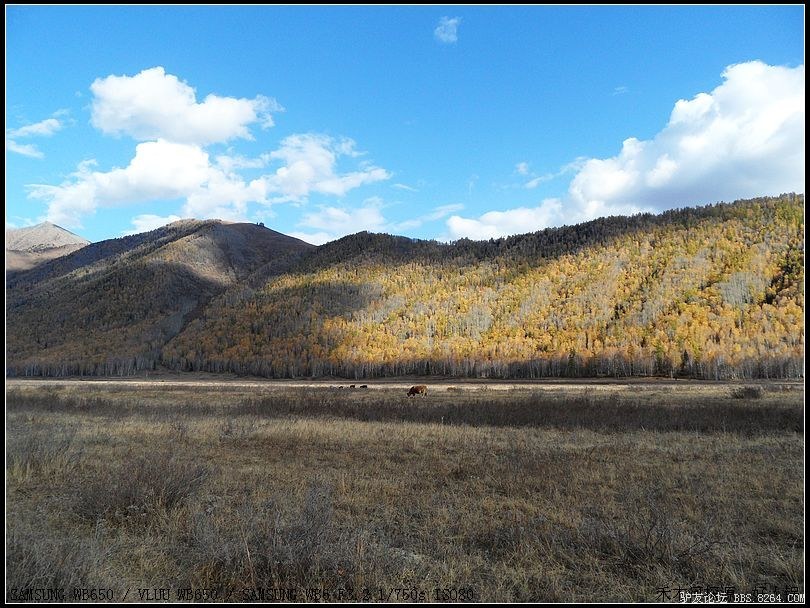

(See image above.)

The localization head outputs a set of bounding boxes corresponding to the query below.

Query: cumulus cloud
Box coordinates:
[515,162,530,176]
[434,17,461,44]
[28,132,388,228]
[261,134,390,202]
[300,198,387,232]
[90,67,282,145]
[6,116,64,158]
[290,197,458,245]
[569,60,804,214]
[28,140,262,227]
[22,67,390,231]
[447,61,804,240]
[290,197,388,245]
[445,199,563,241]
[286,231,333,246]
[182,170,265,221]
[123,214,183,235]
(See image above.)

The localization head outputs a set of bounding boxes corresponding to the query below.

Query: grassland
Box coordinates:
[6,380,804,602]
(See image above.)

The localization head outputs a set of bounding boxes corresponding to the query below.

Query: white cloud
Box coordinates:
[215,153,270,173]
[291,197,391,244]
[425,203,464,221]
[27,132,388,229]
[28,140,262,228]
[286,231,334,246]
[521,158,585,189]
[182,170,264,221]
[6,116,64,158]
[524,177,545,189]
[124,214,183,235]
[444,199,563,241]
[515,162,530,175]
[299,198,386,232]
[392,203,464,231]
[22,67,389,231]
[7,118,62,138]
[393,183,419,192]
[434,17,461,44]
[90,67,282,145]
[6,140,44,159]
[569,60,804,214]
[261,134,390,201]
[447,61,804,240]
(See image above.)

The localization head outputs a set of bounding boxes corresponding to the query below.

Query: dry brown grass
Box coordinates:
[6,382,804,602]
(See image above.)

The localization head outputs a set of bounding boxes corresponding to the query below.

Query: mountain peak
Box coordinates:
[6,221,90,252]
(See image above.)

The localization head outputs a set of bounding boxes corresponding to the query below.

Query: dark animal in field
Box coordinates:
[350,384,356,389]
[408,385,428,397]
[360,385,368,389]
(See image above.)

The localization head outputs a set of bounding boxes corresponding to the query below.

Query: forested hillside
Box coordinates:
[163,194,804,380]
[6,220,313,376]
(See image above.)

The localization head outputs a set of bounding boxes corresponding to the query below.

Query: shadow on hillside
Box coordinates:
[6,260,234,377]
[161,279,385,376]
[6,226,191,289]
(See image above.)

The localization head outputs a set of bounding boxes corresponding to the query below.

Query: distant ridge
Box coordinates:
[6,221,90,252]
[6,221,91,272]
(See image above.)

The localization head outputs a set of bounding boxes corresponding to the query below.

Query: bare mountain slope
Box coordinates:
[6,221,89,251]
[6,222,90,272]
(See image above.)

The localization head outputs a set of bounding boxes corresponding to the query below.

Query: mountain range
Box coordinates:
[7,220,312,375]
[6,194,804,379]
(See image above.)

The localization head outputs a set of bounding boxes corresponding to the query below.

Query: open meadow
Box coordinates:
[6,379,804,602]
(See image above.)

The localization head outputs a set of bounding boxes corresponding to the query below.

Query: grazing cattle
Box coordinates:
[359,385,368,389]
[350,384,356,389]
[407,385,428,397]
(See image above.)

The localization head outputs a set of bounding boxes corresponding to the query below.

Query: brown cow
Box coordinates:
[407,385,428,397]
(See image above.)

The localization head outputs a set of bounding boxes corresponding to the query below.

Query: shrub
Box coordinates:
[731,386,764,399]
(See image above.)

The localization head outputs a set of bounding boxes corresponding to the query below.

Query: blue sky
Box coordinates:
[5,5,804,244]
